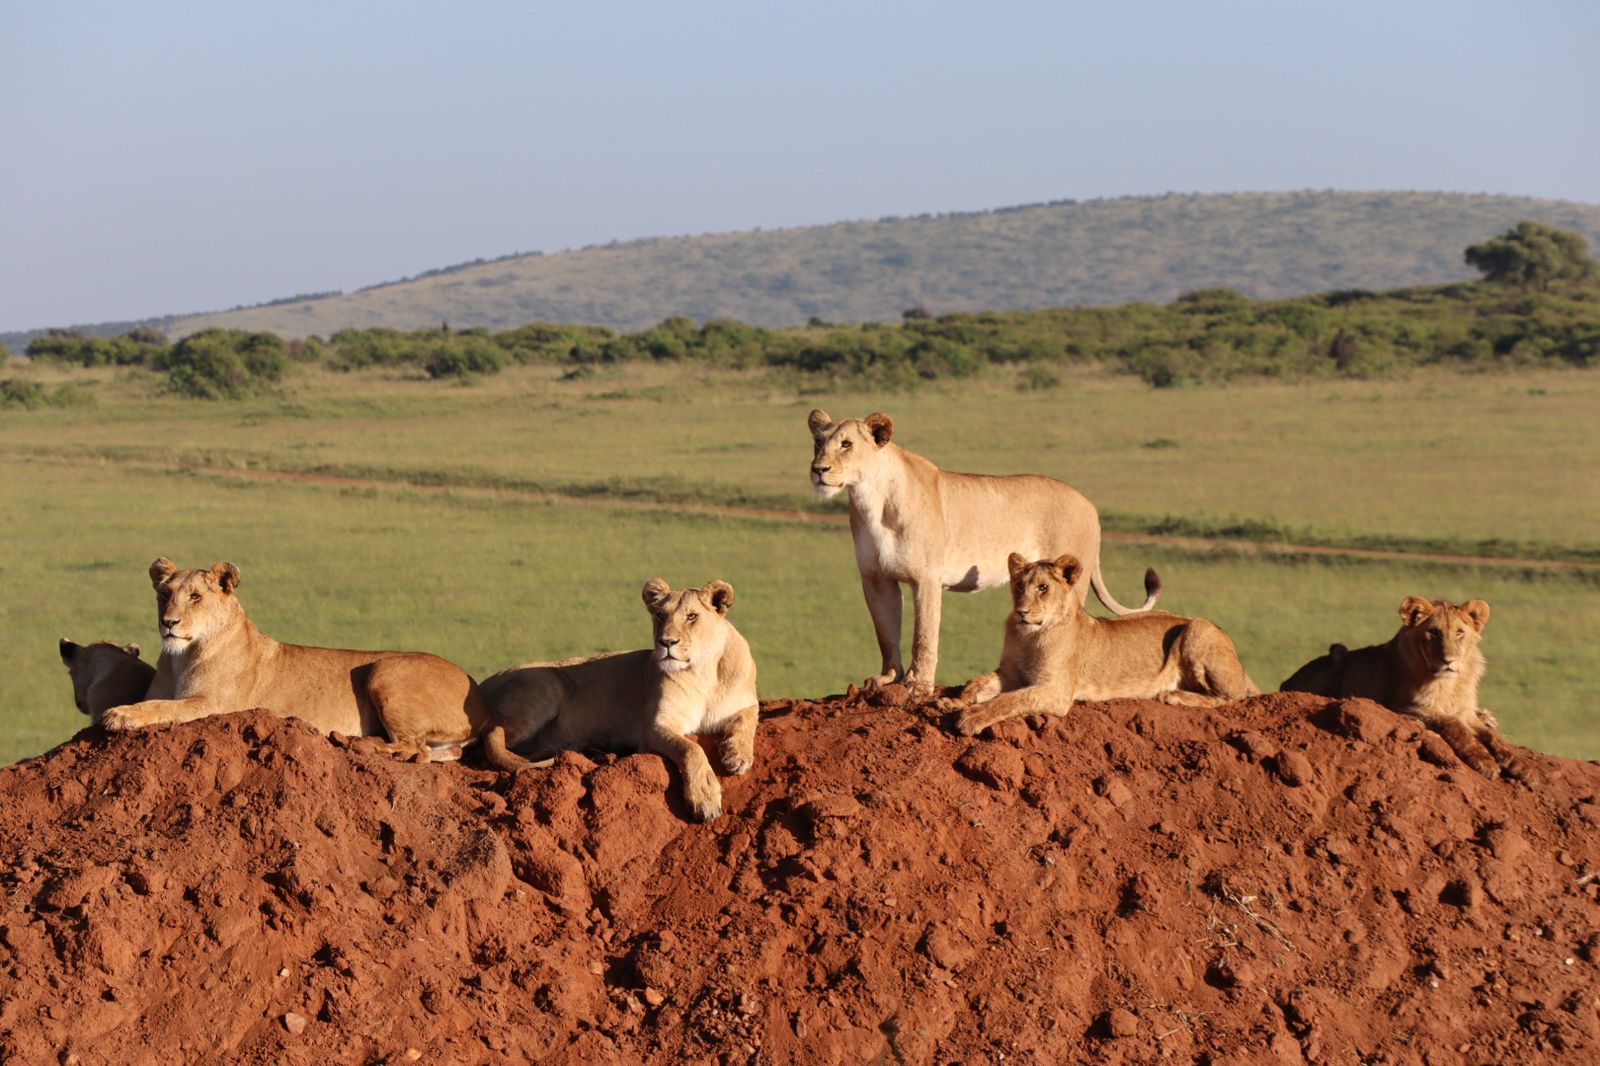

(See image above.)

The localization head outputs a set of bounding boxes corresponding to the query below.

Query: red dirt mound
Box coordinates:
[1,690,1597,1064]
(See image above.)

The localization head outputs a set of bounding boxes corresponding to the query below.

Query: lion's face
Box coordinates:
[642,578,735,675]
[1398,596,1489,677]
[149,557,243,655]
[59,638,150,718]
[1006,553,1082,632]
[807,409,894,498]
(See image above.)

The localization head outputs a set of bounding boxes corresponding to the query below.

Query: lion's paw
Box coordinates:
[720,742,754,776]
[101,705,147,732]
[684,773,724,822]
[954,709,988,737]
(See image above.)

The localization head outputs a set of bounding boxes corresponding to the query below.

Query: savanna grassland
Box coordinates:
[2,356,1596,767]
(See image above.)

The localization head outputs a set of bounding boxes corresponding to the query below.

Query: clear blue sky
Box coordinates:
[3,1,1596,332]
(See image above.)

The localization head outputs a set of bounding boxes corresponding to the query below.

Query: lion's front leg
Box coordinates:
[645,727,724,821]
[1476,720,1541,784]
[101,697,220,732]
[718,704,758,775]
[956,685,1068,737]
[860,573,904,687]
[905,578,943,693]
[1429,716,1500,778]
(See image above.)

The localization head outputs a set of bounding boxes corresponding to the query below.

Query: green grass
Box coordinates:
[3,361,1596,764]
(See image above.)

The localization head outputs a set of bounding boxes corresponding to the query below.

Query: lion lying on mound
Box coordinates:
[59,638,155,724]
[479,578,758,821]
[1280,597,1530,780]
[808,409,1160,692]
[945,553,1259,737]
[101,558,510,765]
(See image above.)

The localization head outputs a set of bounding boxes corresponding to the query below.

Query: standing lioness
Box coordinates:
[479,578,758,821]
[102,557,498,763]
[947,553,1258,737]
[808,409,1159,691]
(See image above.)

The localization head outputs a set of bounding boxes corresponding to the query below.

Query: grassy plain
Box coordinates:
[3,360,1596,764]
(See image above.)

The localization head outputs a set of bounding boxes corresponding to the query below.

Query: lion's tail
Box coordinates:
[1090,563,1162,617]
[480,725,555,773]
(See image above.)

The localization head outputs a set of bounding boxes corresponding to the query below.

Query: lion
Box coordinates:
[945,552,1258,737]
[1279,597,1530,779]
[808,409,1160,692]
[59,638,155,724]
[101,557,510,765]
[478,578,758,821]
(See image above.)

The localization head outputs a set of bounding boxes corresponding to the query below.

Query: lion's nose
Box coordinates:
[811,464,829,475]
[658,637,678,648]
[161,618,179,629]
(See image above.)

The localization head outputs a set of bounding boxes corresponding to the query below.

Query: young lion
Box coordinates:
[478,578,758,821]
[101,557,503,764]
[1279,597,1528,779]
[947,553,1259,737]
[59,638,156,724]
[808,409,1160,692]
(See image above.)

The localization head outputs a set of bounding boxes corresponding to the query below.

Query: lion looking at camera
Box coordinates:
[946,552,1258,737]
[1280,596,1531,779]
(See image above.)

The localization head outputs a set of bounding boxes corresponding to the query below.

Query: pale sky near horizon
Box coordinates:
[3,1,1597,332]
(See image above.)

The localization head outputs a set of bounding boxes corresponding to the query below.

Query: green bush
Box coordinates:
[156,330,288,399]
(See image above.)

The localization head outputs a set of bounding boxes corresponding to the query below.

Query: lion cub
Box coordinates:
[102,557,497,763]
[59,638,156,724]
[1280,597,1528,779]
[948,553,1259,737]
[479,578,758,821]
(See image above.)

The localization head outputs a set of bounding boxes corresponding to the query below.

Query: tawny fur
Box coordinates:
[101,558,499,764]
[59,638,155,724]
[479,578,759,821]
[808,409,1160,692]
[946,553,1258,737]
[1280,597,1530,780]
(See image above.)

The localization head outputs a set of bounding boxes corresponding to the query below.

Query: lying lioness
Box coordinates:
[1280,596,1529,779]
[808,409,1159,692]
[102,557,504,764]
[59,638,155,724]
[947,553,1259,737]
[479,578,758,821]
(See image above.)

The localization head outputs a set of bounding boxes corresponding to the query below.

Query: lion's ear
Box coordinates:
[807,409,832,438]
[704,580,735,615]
[212,562,241,595]
[864,412,894,446]
[150,557,178,586]
[642,578,672,609]
[1399,596,1434,627]
[1461,600,1491,632]
[124,642,142,659]
[1007,553,1029,580]
[59,638,78,664]
[1054,554,1082,586]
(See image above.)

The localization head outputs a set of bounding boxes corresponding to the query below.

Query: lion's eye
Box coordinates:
[1037,584,1049,595]
[840,440,852,451]
[654,612,666,623]
[190,592,201,603]
[687,613,698,623]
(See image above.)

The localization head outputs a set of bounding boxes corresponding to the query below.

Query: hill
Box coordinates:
[1,691,1595,1063]
[6,191,1599,350]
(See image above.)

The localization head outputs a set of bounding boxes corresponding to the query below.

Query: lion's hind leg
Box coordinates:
[1174,619,1259,702]
[365,656,475,762]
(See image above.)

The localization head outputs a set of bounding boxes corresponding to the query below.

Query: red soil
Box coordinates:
[1,689,1597,1065]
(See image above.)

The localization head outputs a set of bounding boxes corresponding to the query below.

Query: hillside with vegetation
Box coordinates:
[6,191,1598,350]
[14,219,1597,399]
